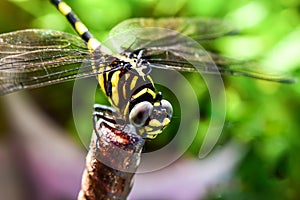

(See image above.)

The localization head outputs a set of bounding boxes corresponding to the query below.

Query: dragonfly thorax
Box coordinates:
[97,56,172,139]
[120,51,152,77]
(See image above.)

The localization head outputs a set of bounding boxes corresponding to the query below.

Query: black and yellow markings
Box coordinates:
[126,87,157,119]
[122,73,131,99]
[110,71,121,106]
[50,0,100,51]
[130,76,139,91]
[97,60,157,116]
[131,88,157,102]
[140,101,171,138]
[98,66,126,111]
[50,0,172,139]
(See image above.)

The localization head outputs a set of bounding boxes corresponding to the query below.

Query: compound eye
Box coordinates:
[161,100,173,118]
[129,102,153,127]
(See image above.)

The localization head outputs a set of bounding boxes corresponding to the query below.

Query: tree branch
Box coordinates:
[78,120,144,200]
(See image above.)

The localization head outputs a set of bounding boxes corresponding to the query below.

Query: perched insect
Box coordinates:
[0,0,294,139]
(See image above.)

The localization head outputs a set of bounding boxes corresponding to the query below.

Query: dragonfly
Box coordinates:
[0,0,295,140]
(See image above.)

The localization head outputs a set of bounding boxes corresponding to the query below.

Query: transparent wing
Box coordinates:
[0,29,115,95]
[108,19,295,83]
[147,50,296,83]
[142,42,296,83]
[110,18,238,43]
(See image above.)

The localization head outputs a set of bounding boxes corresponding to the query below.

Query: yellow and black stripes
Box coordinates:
[98,60,158,120]
[50,0,100,51]
[128,85,158,111]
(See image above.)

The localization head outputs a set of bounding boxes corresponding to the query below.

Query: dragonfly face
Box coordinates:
[129,99,172,139]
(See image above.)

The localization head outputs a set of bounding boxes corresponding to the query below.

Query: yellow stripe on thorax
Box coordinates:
[111,71,120,106]
[131,88,156,100]
[130,76,139,90]
[98,75,105,94]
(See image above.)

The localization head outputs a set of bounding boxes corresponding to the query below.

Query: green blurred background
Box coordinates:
[0,0,299,199]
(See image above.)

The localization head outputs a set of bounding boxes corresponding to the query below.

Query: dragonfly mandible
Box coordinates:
[0,0,294,140]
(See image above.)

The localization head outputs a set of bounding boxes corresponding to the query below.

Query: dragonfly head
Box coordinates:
[129,96,173,139]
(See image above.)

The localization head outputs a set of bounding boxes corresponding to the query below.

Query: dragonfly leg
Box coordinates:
[93,106,117,148]
[93,104,129,147]
[94,104,117,116]
[137,49,145,59]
